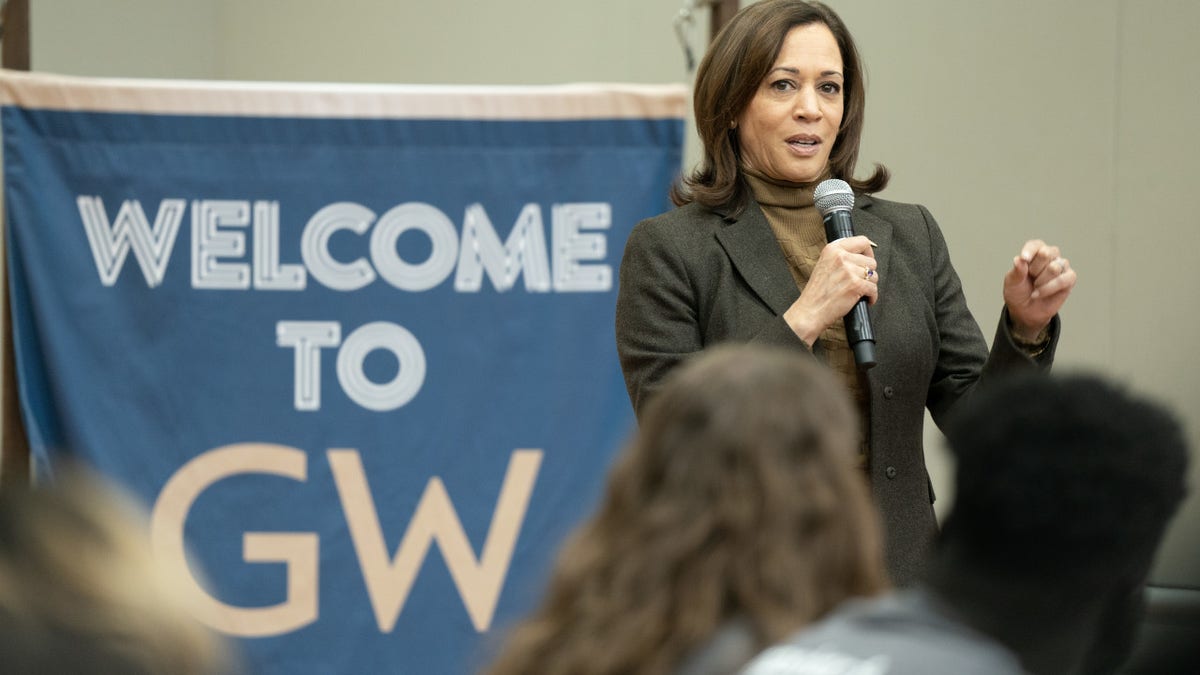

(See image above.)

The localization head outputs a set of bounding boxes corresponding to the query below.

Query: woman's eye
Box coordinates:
[770,79,796,92]
[820,82,842,95]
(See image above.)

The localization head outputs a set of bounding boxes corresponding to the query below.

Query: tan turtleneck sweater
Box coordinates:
[744,169,871,465]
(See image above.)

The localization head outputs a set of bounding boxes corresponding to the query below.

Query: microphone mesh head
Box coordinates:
[814,178,855,215]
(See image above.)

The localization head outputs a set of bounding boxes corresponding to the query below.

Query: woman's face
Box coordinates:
[736,23,844,184]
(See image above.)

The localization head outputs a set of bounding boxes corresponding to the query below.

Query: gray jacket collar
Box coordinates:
[713,193,894,316]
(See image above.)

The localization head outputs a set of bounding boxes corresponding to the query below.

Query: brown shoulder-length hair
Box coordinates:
[483,345,888,675]
[673,0,889,212]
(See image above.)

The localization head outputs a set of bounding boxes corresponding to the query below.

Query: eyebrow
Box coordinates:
[768,67,844,79]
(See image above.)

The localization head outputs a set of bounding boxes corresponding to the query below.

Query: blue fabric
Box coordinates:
[3,100,682,674]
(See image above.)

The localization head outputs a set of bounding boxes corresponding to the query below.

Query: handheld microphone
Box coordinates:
[814,179,877,370]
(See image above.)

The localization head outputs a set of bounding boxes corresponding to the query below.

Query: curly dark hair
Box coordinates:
[942,371,1189,583]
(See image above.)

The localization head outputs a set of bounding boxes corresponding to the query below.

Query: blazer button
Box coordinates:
[885,466,898,479]
[883,386,895,399]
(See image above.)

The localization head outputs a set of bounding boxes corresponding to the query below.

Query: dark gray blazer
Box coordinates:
[614,194,1057,585]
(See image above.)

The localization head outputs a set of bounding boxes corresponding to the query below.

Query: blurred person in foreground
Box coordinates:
[483,344,889,675]
[0,465,237,675]
[615,0,1077,586]
[741,372,1190,675]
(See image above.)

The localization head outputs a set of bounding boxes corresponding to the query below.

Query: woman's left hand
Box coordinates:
[1003,239,1077,341]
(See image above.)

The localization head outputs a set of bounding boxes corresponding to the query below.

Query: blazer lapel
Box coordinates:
[714,201,800,316]
[712,194,895,322]
[854,194,894,288]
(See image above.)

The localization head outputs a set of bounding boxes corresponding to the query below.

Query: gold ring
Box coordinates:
[865,267,875,280]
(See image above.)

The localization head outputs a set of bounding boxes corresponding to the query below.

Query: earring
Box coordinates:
[729,120,737,129]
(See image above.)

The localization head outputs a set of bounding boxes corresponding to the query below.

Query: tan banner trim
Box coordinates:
[0,70,689,121]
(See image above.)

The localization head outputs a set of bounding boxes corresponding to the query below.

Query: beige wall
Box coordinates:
[817,0,1200,586]
[30,0,222,79]
[20,0,1200,585]
[29,0,706,85]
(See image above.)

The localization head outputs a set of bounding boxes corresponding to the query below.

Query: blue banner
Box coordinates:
[1,71,685,674]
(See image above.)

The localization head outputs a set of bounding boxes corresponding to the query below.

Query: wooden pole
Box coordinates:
[1,0,32,486]
[709,0,740,41]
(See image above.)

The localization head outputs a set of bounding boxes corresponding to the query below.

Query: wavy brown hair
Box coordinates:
[484,345,888,675]
[673,0,889,213]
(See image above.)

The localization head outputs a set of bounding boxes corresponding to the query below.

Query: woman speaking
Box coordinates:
[615,0,1076,585]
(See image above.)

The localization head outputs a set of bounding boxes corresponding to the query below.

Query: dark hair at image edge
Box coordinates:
[672,0,889,213]
[941,371,1190,583]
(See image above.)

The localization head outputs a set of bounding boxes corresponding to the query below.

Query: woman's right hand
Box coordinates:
[782,235,879,348]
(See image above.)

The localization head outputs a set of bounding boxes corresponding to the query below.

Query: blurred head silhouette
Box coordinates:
[935,371,1191,674]
[0,464,235,675]
[740,372,1191,675]
[485,344,887,675]
[941,372,1188,587]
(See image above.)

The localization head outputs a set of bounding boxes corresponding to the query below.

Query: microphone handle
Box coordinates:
[845,299,877,370]
[822,209,855,242]
[823,209,877,370]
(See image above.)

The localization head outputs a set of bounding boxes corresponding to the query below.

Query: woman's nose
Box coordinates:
[793,87,822,120]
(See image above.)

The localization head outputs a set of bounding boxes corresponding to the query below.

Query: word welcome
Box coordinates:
[78,196,616,411]
[78,197,613,293]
